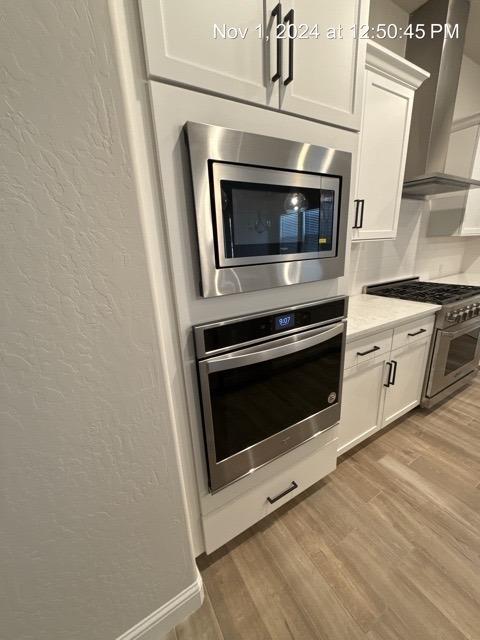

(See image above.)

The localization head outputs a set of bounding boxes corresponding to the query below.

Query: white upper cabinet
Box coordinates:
[353,42,429,241]
[140,0,370,130]
[438,116,480,236]
[139,0,276,106]
[279,0,369,130]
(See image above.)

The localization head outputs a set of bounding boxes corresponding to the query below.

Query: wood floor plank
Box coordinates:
[227,527,318,640]
[338,531,468,640]
[333,456,382,502]
[378,454,480,535]
[368,490,480,596]
[179,373,480,639]
[408,453,480,511]
[200,549,273,640]
[402,420,480,479]
[398,549,480,640]
[260,516,366,639]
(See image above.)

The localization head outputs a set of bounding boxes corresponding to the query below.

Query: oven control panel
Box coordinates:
[195,297,348,358]
[446,302,480,324]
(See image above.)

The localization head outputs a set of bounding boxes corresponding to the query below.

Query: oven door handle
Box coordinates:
[440,319,480,339]
[205,322,345,373]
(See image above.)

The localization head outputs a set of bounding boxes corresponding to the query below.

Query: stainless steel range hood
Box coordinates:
[403,0,480,198]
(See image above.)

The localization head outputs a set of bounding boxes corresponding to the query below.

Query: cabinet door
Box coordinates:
[462,188,480,235]
[461,126,480,235]
[140,0,277,106]
[382,340,429,427]
[353,70,414,240]
[279,0,368,130]
[338,358,387,455]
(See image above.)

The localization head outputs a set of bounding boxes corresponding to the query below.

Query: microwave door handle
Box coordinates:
[205,322,345,374]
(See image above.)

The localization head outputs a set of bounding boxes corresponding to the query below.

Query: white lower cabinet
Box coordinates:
[339,315,435,454]
[382,340,430,427]
[338,357,387,455]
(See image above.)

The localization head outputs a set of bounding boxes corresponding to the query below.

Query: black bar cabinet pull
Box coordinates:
[357,345,380,357]
[353,199,365,229]
[271,3,282,82]
[359,199,365,228]
[408,328,427,337]
[283,9,294,85]
[384,361,393,387]
[267,480,298,504]
[390,360,398,386]
[353,199,360,228]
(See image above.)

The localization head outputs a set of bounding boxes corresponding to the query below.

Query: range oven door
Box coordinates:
[427,319,480,398]
[198,321,345,492]
[212,162,341,268]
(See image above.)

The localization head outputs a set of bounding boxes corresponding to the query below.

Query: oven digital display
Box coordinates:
[274,313,295,331]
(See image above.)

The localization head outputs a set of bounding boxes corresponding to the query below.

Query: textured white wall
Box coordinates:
[0,1,198,639]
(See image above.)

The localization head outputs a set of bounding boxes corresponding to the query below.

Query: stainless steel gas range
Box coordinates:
[366,278,480,408]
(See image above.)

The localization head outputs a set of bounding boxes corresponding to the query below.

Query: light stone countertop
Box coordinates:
[347,294,441,342]
[429,273,480,287]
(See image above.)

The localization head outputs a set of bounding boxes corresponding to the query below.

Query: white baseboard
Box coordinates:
[116,571,204,640]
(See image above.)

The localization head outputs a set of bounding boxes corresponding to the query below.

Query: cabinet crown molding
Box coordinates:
[451,112,480,132]
[366,41,430,90]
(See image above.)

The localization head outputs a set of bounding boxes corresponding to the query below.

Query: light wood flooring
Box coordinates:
[170,375,480,640]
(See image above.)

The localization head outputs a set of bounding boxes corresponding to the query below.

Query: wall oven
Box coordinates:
[194,297,347,492]
[186,122,352,297]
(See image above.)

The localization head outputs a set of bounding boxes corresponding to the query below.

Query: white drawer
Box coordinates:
[202,433,337,554]
[392,316,435,351]
[344,330,393,370]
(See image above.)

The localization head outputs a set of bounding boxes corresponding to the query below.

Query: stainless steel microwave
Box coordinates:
[185,122,352,298]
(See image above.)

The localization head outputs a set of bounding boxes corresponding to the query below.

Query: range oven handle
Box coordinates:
[205,322,345,374]
[441,319,480,339]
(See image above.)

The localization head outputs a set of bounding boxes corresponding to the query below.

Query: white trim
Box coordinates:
[366,40,430,91]
[451,112,480,132]
[116,571,204,640]
[107,0,205,555]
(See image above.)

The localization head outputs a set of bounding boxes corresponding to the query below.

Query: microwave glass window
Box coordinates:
[220,181,338,261]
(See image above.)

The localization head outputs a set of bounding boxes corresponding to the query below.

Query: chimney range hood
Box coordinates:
[403,0,480,198]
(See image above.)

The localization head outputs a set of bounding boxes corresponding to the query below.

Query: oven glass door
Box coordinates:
[212,162,340,268]
[199,322,344,491]
[429,322,480,396]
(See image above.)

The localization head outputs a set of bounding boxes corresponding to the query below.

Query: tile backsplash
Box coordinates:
[348,199,480,294]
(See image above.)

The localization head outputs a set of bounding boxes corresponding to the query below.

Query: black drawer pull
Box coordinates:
[267,480,298,504]
[357,345,380,357]
[408,328,427,337]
